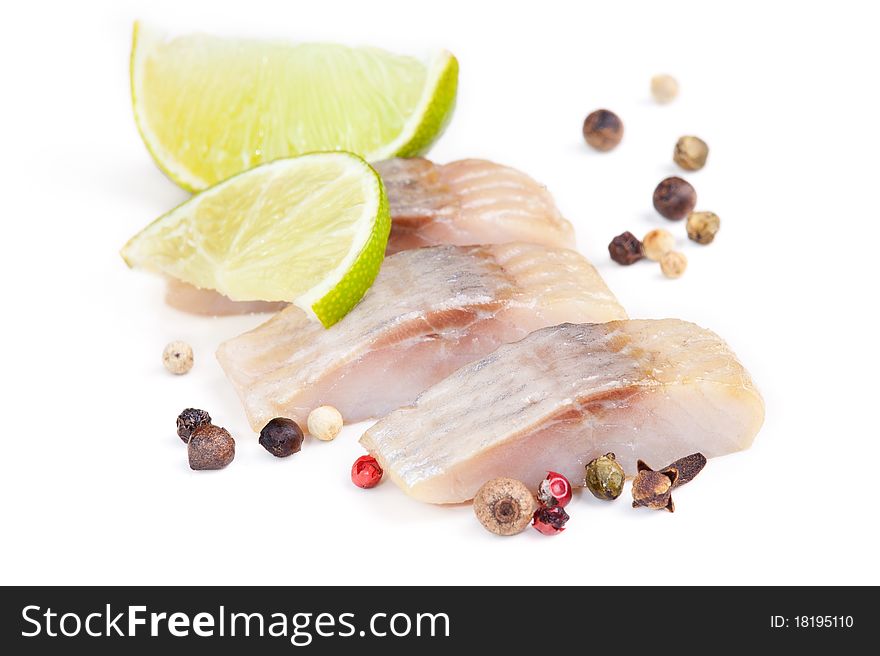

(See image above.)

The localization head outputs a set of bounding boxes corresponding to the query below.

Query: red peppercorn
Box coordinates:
[532,506,569,535]
[537,471,572,508]
[351,455,384,488]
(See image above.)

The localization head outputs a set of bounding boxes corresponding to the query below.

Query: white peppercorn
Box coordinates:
[660,251,688,279]
[651,74,679,104]
[307,405,343,441]
[642,228,676,261]
[162,341,193,375]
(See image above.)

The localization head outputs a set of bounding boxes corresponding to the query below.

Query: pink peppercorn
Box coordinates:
[537,471,573,508]
[532,506,570,536]
[351,455,383,488]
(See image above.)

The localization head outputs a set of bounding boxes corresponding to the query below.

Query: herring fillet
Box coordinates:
[375,158,576,253]
[165,278,287,315]
[360,320,765,504]
[217,243,626,430]
[166,157,575,315]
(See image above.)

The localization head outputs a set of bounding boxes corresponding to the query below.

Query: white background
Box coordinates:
[1,0,878,586]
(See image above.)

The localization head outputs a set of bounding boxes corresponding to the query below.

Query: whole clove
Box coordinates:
[632,452,706,512]
[632,461,678,512]
[662,452,707,487]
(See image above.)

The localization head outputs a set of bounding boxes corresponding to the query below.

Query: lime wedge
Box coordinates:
[121,152,390,328]
[131,22,458,191]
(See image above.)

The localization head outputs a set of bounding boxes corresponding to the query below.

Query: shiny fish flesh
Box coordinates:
[376,158,576,254]
[167,157,576,315]
[164,278,287,315]
[217,243,626,430]
[360,320,764,504]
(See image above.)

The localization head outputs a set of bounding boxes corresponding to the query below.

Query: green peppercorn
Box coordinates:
[584,452,625,500]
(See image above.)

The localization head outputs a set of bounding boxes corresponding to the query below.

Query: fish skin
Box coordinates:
[217,244,626,431]
[375,158,576,253]
[360,320,764,504]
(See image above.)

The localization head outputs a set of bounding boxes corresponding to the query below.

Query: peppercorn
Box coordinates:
[537,471,573,508]
[660,251,688,279]
[584,452,625,500]
[176,408,211,443]
[351,455,384,488]
[473,478,537,536]
[686,211,721,245]
[653,177,697,220]
[642,228,675,262]
[532,505,570,536]
[259,417,304,457]
[582,109,624,152]
[650,74,679,104]
[162,340,193,375]
[307,405,343,442]
[632,453,706,512]
[188,424,235,470]
[674,136,709,171]
[608,231,644,265]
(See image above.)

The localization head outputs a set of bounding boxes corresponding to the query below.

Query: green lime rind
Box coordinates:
[131,23,459,192]
[130,22,203,193]
[391,53,459,159]
[121,152,389,328]
[310,176,390,327]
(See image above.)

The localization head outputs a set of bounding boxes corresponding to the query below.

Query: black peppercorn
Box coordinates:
[582,109,624,152]
[176,408,212,443]
[608,231,645,265]
[259,417,304,458]
[653,177,697,220]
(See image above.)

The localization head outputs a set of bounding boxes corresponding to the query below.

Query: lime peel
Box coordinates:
[130,22,458,191]
[121,152,390,328]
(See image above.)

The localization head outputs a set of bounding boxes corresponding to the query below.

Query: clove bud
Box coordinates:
[632,452,706,513]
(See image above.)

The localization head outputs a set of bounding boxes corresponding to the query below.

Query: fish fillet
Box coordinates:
[165,278,287,315]
[360,320,764,504]
[217,243,626,431]
[376,158,576,253]
[166,157,575,315]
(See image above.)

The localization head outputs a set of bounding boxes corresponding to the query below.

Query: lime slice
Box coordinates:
[121,152,390,328]
[131,22,458,191]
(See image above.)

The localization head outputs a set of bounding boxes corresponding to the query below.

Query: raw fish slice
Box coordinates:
[217,243,626,431]
[360,320,764,504]
[375,158,576,253]
[165,279,287,315]
[166,157,575,315]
